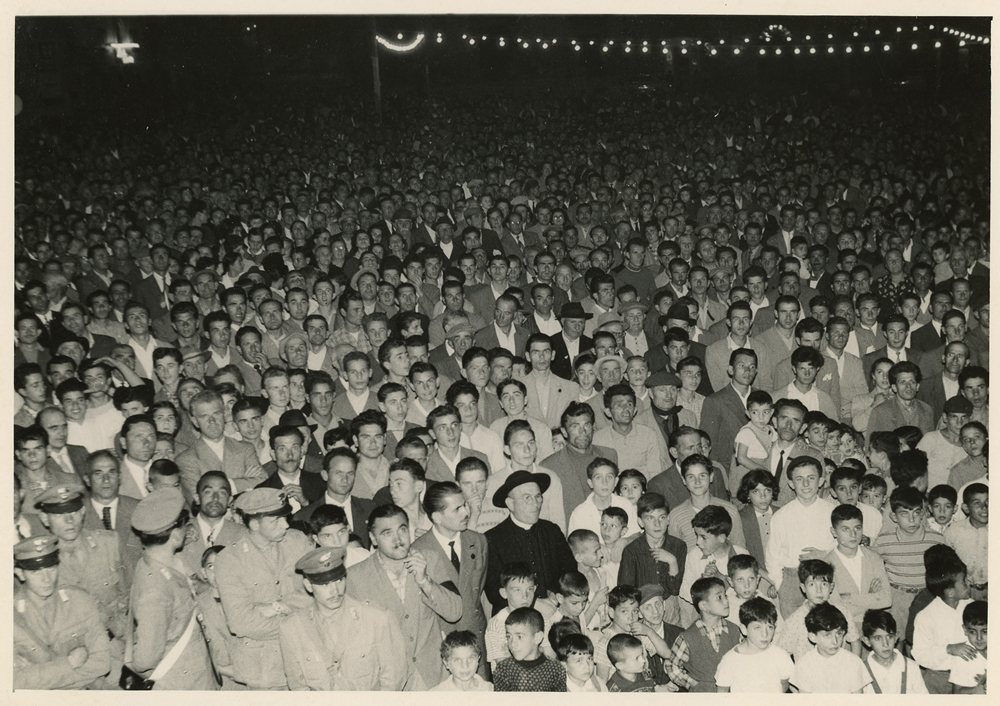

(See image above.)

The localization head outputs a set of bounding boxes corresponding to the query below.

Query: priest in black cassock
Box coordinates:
[484,470,576,615]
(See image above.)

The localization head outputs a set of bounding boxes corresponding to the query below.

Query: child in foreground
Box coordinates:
[790,603,871,694]
[493,607,567,692]
[860,609,927,694]
[716,597,794,693]
[605,634,659,692]
[948,600,987,694]
[431,631,493,692]
[555,631,606,692]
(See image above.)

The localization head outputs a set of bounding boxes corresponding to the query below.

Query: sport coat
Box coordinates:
[49,444,90,482]
[346,552,463,690]
[825,546,892,626]
[175,436,267,499]
[177,516,249,589]
[548,332,593,381]
[909,320,945,353]
[330,388,380,422]
[425,446,490,483]
[474,322,529,358]
[523,370,580,430]
[772,350,842,415]
[700,384,750,469]
[828,350,869,423]
[752,326,798,391]
[915,372,949,422]
[293,495,376,548]
[411,529,489,660]
[466,282,505,323]
[81,494,142,592]
[256,465,326,505]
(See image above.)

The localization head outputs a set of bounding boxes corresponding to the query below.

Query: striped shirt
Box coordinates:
[872,526,944,590]
[667,498,746,550]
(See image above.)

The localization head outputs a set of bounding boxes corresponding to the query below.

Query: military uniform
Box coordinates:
[56,529,129,638]
[13,535,112,689]
[127,488,219,690]
[214,488,313,689]
[197,590,243,690]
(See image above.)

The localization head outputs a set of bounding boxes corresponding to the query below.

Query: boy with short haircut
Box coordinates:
[541,571,601,657]
[944,483,988,600]
[667,453,745,550]
[567,458,639,537]
[774,559,861,659]
[927,484,959,534]
[790,603,871,693]
[566,529,610,626]
[948,601,987,694]
[866,430,901,489]
[873,486,944,631]
[734,390,776,474]
[860,609,928,694]
[617,492,687,624]
[594,585,673,683]
[605,634,658,692]
[555,632,607,692]
[715,597,794,693]
[726,554,779,629]
[800,410,832,457]
[911,558,975,693]
[494,607,567,691]
[824,504,891,638]
[485,562,538,668]
[860,473,888,513]
[666,576,742,692]
[679,505,749,606]
[307,504,370,568]
[636,584,684,689]
[828,466,882,539]
[598,506,628,588]
[432,630,493,692]
[197,545,237,687]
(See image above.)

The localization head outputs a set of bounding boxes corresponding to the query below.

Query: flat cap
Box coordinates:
[34,480,87,513]
[639,583,665,605]
[433,217,455,231]
[646,371,682,389]
[943,395,974,415]
[132,488,187,534]
[618,301,648,317]
[445,322,477,339]
[234,487,291,517]
[280,331,309,359]
[15,535,59,570]
[295,547,347,584]
[595,354,627,371]
[180,346,212,363]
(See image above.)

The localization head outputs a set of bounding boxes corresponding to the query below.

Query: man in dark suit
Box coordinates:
[467,254,514,323]
[474,293,529,358]
[916,341,970,422]
[862,315,918,391]
[80,449,143,592]
[36,407,90,482]
[293,447,376,549]
[549,302,594,380]
[909,291,952,353]
[428,321,475,384]
[412,482,490,678]
[131,243,173,322]
[255,425,327,508]
[55,302,117,360]
[75,244,117,301]
[700,347,756,469]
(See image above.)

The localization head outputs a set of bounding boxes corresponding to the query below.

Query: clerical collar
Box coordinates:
[510,516,535,530]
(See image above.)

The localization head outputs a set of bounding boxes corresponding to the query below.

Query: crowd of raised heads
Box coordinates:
[13,89,988,693]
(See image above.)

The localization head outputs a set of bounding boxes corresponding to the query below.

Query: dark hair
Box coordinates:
[505,606,544,634]
[830,503,864,528]
[928,484,958,506]
[567,529,600,554]
[606,633,643,666]
[554,631,593,661]
[889,486,924,513]
[608,584,642,610]
[557,571,591,598]
[365,503,408,536]
[690,577,727,613]
[805,603,849,634]
[861,474,888,494]
[602,506,629,528]
[727,554,760,578]
[736,469,779,505]
[440,630,480,661]
[500,561,536,587]
[896,425,924,451]
[422,481,463,519]
[739,596,778,627]
[962,482,988,508]
[829,466,864,490]
[691,505,732,537]
[636,491,668,518]
[797,559,834,584]
[615,468,647,497]
[455,455,489,482]
[307,504,349,536]
[926,559,968,599]
[962,601,987,628]
[862,609,897,639]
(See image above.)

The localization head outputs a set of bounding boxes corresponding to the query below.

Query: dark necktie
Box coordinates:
[449,540,461,574]
[773,449,785,484]
[102,506,113,531]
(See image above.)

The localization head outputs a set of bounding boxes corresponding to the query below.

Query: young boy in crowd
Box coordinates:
[598,506,628,588]
[944,483,989,600]
[666,577,742,693]
[800,411,832,458]
[432,630,493,692]
[860,473,888,513]
[774,559,861,659]
[927,484,959,534]
[716,597,794,693]
[197,545,237,688]
[594,585,673,682]
[541,571,601,657]
[554,632,606,692]
[605,634,658,692]
[790,603,871,693]
[566,529,610,629]
[948,601,988,695]
[485,563,537,669]
[866,430,901,487]
[726,554,779,631]
[567,458,639,537]
[494,607,567,692]
[825,504,892,637]
[734,390,776,477]
[636,584,684,690]
[307,504,370,568]
[860,609,928,694]
[617,492,687,626]
[679,506,748,607]
[873,486,944,632]
[828,466,882,539]
[911,556,975,693]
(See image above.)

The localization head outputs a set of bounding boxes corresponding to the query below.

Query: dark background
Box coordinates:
[15,15,991,126]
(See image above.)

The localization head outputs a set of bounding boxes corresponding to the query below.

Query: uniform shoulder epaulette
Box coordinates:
[58,589,70,602]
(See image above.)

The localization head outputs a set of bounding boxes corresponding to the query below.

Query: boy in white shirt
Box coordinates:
[948,601,987,694]
[716,597,794,693]
[911,559,976,693]
[567,458,639,536]
[679,505,747,606]
[861,609,928,694]
[790,603,871,693]
[432,630,493,691]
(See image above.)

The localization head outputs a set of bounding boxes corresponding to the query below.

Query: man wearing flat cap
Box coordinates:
[549,302,594,381]
[484,470,576,615]
[279,547,407,690]
[14,534,113,689]
[35,480,129,652]
[128,488,218,690]
[214,487,313,689]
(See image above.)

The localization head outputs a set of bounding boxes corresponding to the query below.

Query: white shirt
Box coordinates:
[494,323,517,355]
[129,336,162,378]
[307,347,326,371]
[346,389,371,416]
[202,435,226,464]
[765,496,838,572]
[835,546,865,592]
[431,525,462,562]
[942,375,959,400]
[562,334,581,364]
[567,492,639,538]
[461,426,503,474]
[197,514,226,547]
[210,347,230,370]
[325,493,356,532]
[90,497,120,529]
[863,651,928,694]
[122,456,152,498]
[911,596,974,672]
[533,311,562,336]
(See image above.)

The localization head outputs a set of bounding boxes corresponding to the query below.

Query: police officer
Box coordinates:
[279,547,407,690]
[214,487,313,689]
[128,487,219,690]
[35,481,129,644]
[14,535,112,689]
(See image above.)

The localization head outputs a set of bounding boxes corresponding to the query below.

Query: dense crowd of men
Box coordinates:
[12,88,989,692]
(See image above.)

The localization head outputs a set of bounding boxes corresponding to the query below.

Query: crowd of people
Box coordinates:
[12,87,990,693]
